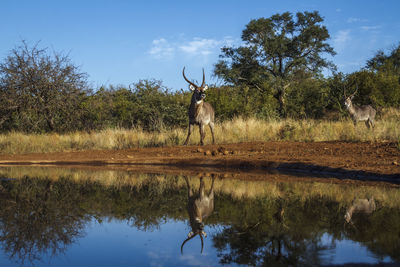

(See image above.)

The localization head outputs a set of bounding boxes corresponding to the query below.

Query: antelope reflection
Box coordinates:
[344,197,376,224]
[181,176,215,254]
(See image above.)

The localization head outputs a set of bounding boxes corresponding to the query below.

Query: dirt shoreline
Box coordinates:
[0,141,399,184]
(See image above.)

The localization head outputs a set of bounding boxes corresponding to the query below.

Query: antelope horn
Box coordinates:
[182,67,198,88]
[180,232,198,254]
[200,232,204,254]
[351,84,358,97]
[200,68,206,88]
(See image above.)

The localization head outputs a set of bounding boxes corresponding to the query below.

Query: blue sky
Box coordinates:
[1,0,400,90]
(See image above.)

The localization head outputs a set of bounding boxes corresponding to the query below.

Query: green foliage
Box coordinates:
[80,87,115,129]
[362,43,400,108]
[367,43,400,74]
[286,78,330,119]
[128,79,188,131]
[0,25,399,134]
[214,11,336,117]
[81,80,189,131]
[0,41,89,133]
[205,86,242,120]
[345,70,400,109]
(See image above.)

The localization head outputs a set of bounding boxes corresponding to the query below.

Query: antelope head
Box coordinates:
[344,84,358,108]
[183,67,208,104]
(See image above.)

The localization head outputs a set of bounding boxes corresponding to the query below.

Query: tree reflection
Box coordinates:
[0,177,90,265]
[0,174,188,265]
[212,198,318,266]
[0,174,398,266]
[212,196,400,266]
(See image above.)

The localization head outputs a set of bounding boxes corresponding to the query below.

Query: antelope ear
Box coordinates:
[189,85,195,91]
[203,85,208,91]
[188,231,194,238]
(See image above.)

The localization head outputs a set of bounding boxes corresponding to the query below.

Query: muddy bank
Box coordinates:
[0,141,399,183]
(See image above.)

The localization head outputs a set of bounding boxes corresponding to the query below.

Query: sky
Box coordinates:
[1,0,400,91]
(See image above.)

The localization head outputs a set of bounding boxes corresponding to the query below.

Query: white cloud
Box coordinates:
[148,36,236,60]
[179,253,213,266]
[333,30,351,52]
[347,17,367,23]
[148,38,175,59]
[179,38,221,56]
[180,36,235,56]
[360,25,381,31]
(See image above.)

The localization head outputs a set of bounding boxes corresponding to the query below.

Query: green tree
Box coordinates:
[365,44,400,108]
[129,79,188,131]
[214,11,336,117]
[80,87,115,130]
[286,77,330,119]
[366,43,400,74]
[0,41,89,133]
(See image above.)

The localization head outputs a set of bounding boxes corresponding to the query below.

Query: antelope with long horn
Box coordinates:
[344,197,376,224]
[181,176,215,254]
[344,85,376,129]
[182,67,215,146]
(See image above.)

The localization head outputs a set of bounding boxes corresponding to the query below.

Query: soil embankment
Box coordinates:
[0,141,399,184]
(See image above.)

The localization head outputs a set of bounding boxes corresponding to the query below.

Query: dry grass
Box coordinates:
[0,108,399,154]
[0,166,399,208]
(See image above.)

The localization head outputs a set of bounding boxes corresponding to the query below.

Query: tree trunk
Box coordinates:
[276,89,286,118]
[274,81,290,118]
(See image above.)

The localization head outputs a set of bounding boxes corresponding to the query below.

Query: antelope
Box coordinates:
[344,86,376,129]
[181,176,215,254]
[182,67,215,146]
[344,197,376,224]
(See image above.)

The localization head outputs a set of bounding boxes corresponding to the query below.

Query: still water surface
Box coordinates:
[0,166,398,266]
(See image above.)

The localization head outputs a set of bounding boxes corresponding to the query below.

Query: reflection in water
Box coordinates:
[181,176,215,254]
[0,167,398,266]
[344,197,376,224]
[0,177,90,265]
[212,196,329,266]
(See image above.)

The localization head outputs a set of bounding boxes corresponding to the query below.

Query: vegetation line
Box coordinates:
[0,111,399,154]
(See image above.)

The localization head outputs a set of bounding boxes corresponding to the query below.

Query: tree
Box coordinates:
[214,11,336,117]
[0,41,89,132]
[365,44,400,108]
[128,79,188,131]
[366,43,400,74]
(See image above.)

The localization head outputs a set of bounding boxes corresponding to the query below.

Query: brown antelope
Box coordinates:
[181,176,215,254]
[344,197,376,224]
[182,67,215,146]
[344,86,376,129]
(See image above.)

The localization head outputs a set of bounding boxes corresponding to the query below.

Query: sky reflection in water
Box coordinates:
[0,167,398,266]
[0,218,390,267]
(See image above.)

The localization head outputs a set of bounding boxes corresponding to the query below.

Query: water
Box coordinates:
[0,166,398,266]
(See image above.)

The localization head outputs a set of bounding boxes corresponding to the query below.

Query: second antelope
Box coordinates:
[344,86,376,129]
[182,67,215,146]
[344,197,376,224]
